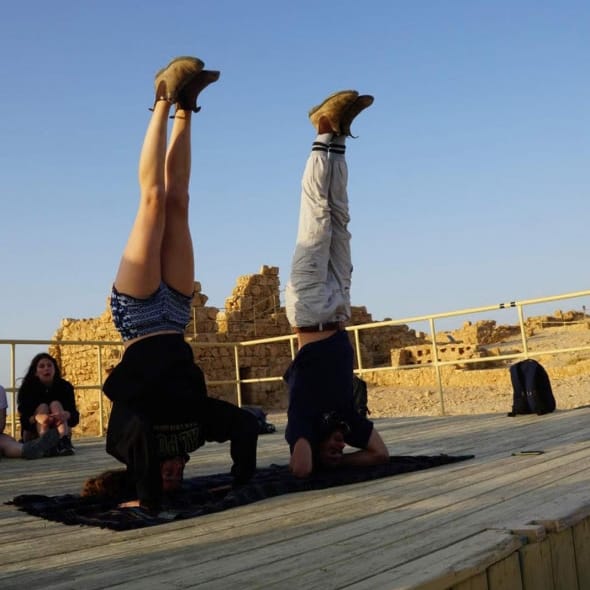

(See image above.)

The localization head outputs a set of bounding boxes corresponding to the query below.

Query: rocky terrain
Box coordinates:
[365,323,590,417]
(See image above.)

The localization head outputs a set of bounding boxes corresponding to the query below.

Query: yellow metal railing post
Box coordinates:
[517,304,529,359]
[429,317,446,416]
[9,343,16,439]
[233,344,243,407]
[353,328,363,373]
[96,345,105,437]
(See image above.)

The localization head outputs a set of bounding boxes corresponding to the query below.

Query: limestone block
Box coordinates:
[260,265,278,276]
[191,293,208,307]
[391,348,410,367]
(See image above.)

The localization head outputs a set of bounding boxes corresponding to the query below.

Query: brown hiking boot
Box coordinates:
[308,90,359,135]
[153,56,205,106]
[340,95,374,137]
[176,69,221,112]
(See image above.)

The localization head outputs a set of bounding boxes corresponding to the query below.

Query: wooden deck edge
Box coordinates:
[492,493,590,537]
[449,499,590,590]
[347,530,523,590]
[361,499,590,589]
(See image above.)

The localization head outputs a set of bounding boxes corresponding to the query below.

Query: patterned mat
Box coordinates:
[8,454,473,531]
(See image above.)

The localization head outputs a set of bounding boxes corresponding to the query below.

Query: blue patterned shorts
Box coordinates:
[110,282,192,341]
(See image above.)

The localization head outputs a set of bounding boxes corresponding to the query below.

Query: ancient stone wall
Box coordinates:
[446,320,521,345]
[390,343,490,368]
[388,319,539,371]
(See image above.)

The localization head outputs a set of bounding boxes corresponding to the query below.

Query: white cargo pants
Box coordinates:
[285,142,352,328]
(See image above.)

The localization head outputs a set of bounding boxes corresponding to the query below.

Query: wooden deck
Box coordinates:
[2,408,590,590]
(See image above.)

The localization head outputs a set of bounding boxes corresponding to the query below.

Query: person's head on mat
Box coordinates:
[82,453,189,500]
[159,455,187,492]
[315,412,350,467]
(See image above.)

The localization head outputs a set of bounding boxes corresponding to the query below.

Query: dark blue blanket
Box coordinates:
[9,454,473,531]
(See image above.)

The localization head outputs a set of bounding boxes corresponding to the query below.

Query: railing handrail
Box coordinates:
[2,287,589,439]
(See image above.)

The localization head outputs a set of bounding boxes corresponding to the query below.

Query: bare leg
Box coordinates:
[33,402,51,436]
[161,111,194,296]
[49,400,71,438]
[0,433,25,458]
[114,101,173,297]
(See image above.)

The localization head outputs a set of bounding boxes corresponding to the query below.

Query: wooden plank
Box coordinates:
[486,552,523,590]
[452,572,488,590]
[549,529,579,590]
[572,517,590,589]
[535,497,590,534]
[491,524,546,543]
[343,530,522,590]
[518,538,553,590]
[491,489,590,540]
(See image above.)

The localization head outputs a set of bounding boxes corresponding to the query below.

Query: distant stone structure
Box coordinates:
[48,267,588,437]
[387,315,586,370]
[389,320,522,369]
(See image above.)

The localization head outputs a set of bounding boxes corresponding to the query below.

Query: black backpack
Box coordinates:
[352,375,370,419]
[508,359,556,416]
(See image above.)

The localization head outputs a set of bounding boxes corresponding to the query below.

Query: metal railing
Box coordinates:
[2,288,589,438]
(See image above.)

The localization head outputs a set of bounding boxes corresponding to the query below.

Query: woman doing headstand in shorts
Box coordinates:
[85,57,258,511]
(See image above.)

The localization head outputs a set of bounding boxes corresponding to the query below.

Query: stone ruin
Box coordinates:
[390,320,522,369]
[388,312,588,370]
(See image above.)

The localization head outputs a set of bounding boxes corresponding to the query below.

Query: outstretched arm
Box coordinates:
[290,437,314,478]
[339,429,389,468]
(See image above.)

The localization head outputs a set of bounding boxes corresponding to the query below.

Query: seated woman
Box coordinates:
[284,90,390,478]
[83,56,258,512]
[17,353,79,455]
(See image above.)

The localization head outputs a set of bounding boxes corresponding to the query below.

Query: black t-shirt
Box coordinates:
[284,330,373,451]
[103,333,207,423]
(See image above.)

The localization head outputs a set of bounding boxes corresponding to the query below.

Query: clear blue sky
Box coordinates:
[1,0,588,351]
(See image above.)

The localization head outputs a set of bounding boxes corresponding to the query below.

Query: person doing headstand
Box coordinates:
[85,56,258,511]
[284,91,390,478]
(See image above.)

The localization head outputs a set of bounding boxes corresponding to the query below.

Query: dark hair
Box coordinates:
[81,469,131,499]
[21,353,62,386]
[310,413,351,470]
